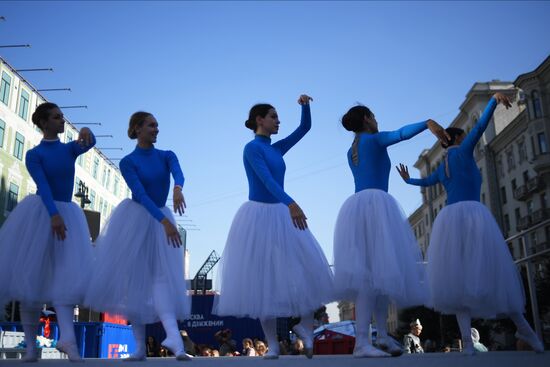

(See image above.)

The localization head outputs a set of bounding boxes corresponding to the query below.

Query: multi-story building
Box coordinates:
[0,56,130,228]
[409,56,550,260]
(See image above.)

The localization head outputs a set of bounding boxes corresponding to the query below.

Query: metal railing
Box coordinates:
[506,217,550,340]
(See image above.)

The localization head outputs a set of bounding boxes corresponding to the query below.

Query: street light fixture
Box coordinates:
[16,68,54,72]
[37,88,71,92]
[0,44,31,48]
[74,181,91,209]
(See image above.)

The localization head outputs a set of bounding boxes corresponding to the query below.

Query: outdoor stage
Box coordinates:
[0,351,549,367]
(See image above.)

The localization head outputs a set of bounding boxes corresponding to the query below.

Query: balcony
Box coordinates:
[530,241,550,255]
[531,208,550,224]
[517,215,532,231]
[513,176,546,201]
[533,153,550,175]
[526,176,545,193]
[513,185,529,201]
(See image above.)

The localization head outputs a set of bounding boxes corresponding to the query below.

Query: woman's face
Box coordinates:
[41,107,65,135]
[136,115,159,144]
[257,108,280,135]
[364,113,378,133]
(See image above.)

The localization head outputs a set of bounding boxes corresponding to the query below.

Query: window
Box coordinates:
[504,214,510,233]
[538,132,548,154]
[531,136,537,159]
[99,197,104,217]
[532,90,542,119]
[101,166,107,187]
[0,71,11,105]
[541,193,547,209]
[66,131,74,143]
[113,176,119,196]
[13,132,25,160]
[506,149,515,171]
[0,118,5,148]
[496,156,504,177]
[92,157,99,179]
[89,189,96,210]
[6,183,19,211]
[501,186,507,204]
[515,208,521,224]
[518,140,527,163]
[105,169,111,189]
[18,89,30,120]
[512,179,517,191]
[527,200,534,215]
[523,170,530,184]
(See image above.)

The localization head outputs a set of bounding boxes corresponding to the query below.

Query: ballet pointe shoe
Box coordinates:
[175,353,193,361]
[123,354,146,362]
[462,341,476,356]
[515,330,544,353]
[56,340,84,362]
[161,337,192,361]
[22,349,38,363]
[376,336,404,357]
[353,344,391,358]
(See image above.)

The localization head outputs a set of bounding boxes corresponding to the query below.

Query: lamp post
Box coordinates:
[74,181,91,209]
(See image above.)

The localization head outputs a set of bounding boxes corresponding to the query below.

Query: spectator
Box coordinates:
[242,338,257,356]
[471,328,488,352]
[291,339,305,355]
[146,336,160,357]
[179,329,196,356]
[403,319,424,353]
[200,346,212,357]
[255,341,267,356]
[211,349,220,357]
[215,329,237,356]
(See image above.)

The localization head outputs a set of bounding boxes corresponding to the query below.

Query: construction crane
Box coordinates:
[192,250,220,295]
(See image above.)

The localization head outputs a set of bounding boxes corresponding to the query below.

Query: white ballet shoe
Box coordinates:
[376,336,404,357]
[516,330,544,353]
[56,340,84,362]
[353,344,391,358]
[462,341,476,356]
[263,347,280,360]
[175,353,193,361]
[123,353,146,362]
[22,349,38,363]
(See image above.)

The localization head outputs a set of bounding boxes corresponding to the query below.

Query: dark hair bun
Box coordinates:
[341,113,355,131]
[245,119,256,131]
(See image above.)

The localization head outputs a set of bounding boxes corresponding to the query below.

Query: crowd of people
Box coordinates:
[0,92,545,362]
[141,328,309,358]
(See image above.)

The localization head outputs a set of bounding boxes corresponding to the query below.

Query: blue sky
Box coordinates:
[2,1,550,320]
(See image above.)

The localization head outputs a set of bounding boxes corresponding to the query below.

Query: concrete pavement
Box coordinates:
[0,351,549,367]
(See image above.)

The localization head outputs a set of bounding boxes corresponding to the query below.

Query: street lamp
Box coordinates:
[74,181,91,209]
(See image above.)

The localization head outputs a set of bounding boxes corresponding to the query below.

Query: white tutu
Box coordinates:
[213,201,334,319]
[0,195,92,307]
[427,201,525,318]
[84,199,190,324]
[333,189,427,306]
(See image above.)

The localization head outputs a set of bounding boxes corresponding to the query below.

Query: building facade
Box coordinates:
[0,56,130,228]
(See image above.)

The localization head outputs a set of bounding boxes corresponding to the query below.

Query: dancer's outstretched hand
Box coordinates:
[494,92,512,109]
[298,94,313,105]
[51,214,67,241]
[427,119,450,147]
[161,218,182,247]
[396,163,410,182]
[173,186,186,215]
[289,202,308,230]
